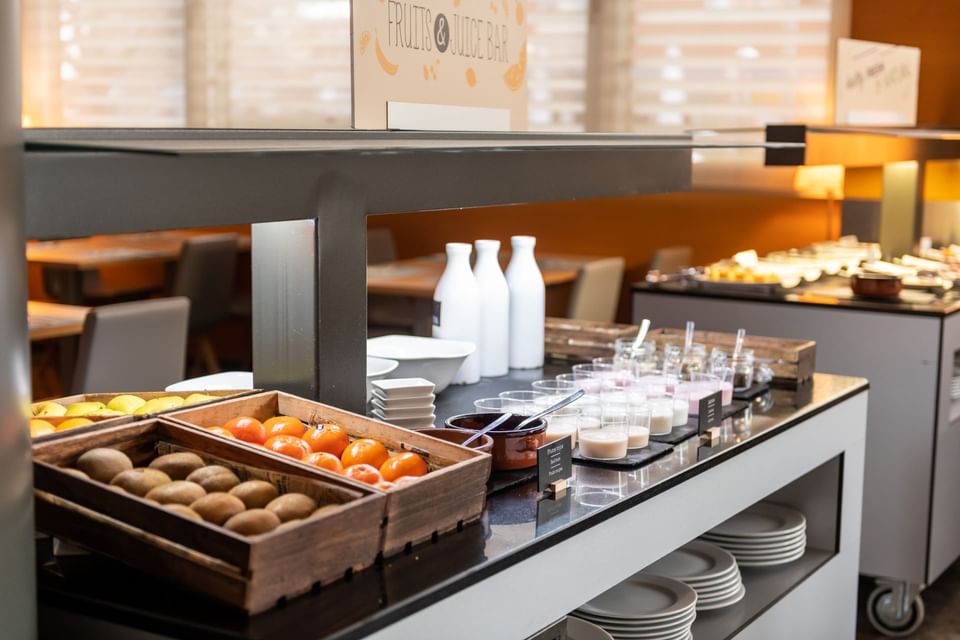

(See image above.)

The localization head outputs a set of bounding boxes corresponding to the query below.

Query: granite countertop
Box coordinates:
[633,279,960,317]
[37,367,868,640]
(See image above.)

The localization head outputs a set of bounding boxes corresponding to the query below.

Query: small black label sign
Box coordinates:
[432,300,441,327]
[537,436,572,493]
[698,391,722,434]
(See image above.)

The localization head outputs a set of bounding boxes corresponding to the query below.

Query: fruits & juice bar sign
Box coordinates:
[351,0,528,130]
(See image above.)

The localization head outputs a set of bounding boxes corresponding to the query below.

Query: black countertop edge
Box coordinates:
[631,283,960,317]
[38,381,870,640]
[295,381,870,640]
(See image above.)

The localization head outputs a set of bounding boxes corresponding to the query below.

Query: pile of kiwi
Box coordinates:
[71,447,339,536]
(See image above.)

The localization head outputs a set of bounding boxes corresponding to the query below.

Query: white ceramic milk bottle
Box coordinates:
[505,235,545,369]
[433,242,480,384]
[473,239,510,377]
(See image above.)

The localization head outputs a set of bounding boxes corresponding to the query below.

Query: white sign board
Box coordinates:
[835,38,920,126]
[351,0,528,131]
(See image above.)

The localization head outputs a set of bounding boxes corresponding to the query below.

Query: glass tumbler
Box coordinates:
[732,349,755,391]
[498,390,547,415]
[578,412,628,460]
[626,403,652,449]
[545,406,580,446]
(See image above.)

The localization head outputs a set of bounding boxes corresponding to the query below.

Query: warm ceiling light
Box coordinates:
[21,114,33,128]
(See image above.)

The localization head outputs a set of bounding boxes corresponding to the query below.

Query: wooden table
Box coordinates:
[367,254,585,336]
[27,230,251,303]
[28,301,90,341]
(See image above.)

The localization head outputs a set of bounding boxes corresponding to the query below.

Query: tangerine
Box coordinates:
[206,426,236,439]
[379,452,428,482]
[302,423,350,456]
[305,451,344,474]
[376,480,396,491]
[264,415,306,438]
[341,438,389,469]
[223,416,266,445]
[264,435,311,461]
[344,464,383,485]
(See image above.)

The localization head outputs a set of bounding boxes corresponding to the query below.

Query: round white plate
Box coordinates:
[707,503,805,538]
[702,531,806,549]
[696,580,743,603]
[641,540,737,583]
[579,575,698,621]
[567,616,615,640]
[727,540,806,559]
[606,624,692,640]
[574,608,695,632]
[684,566,741,588]
[697,584,747,611]
[737,549,806,567]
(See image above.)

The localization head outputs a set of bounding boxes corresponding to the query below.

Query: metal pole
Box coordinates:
[252,177,369,413]
[0,0,37,637]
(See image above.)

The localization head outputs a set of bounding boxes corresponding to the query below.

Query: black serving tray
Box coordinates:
[572,441,674,470]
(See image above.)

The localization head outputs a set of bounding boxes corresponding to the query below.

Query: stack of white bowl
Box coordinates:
[370,378,437,430]
[643,540,745,611]
[572,575,697,640]
[701,502,807,567]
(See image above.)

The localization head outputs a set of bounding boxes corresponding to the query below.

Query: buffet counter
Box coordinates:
[634,280,960,633]
[38,367,867,640]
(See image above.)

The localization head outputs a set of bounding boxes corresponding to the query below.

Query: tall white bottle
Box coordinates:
[505,235,545,369]
[433,242,480,384]
[473,239,510,377]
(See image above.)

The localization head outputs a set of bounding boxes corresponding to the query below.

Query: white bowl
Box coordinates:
[165,356,400,401]
[367,335,475,393]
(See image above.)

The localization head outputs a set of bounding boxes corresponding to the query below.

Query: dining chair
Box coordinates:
[567,257,626,323]
[170,234,238,373]
[368,228,398,264]
[72,297,190,393]
[648,246,693,275]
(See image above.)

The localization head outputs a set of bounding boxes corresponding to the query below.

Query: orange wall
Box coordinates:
[370,191,838,321]
[851,0,960,127]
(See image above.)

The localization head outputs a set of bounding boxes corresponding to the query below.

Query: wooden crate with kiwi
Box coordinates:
[167,391,492,557]
[29,390,257,442]
[648,328,816,386]
[544,317,641,362]
[32,419,386,614]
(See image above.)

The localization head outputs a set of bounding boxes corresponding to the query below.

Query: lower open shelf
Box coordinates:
[691,548,834,640]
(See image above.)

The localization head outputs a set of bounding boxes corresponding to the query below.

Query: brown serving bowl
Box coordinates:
[850,273,903,298]
[418,428,494,456]
[445,413,547,471]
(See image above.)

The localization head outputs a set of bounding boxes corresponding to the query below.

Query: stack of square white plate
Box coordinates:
[572,574,697,640]
[370,378,437,429]
[700,502,807,567]
[642,540,745,611]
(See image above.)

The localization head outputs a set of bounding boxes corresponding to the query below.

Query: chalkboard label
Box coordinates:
[432,300,441,327]
[698,391,722,434]
[538,436,572,493]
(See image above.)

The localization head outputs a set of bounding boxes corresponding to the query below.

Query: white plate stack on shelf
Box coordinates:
[700,502,807,567]
[642,540,745,611]
[370,378,437,430]
[572,574,697,640]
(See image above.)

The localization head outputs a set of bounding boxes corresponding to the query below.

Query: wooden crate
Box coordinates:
[167,391,492,557]
[30,390,257,442]
[648,328,816,385]
[33,419,386,614]
[545,317,640,362]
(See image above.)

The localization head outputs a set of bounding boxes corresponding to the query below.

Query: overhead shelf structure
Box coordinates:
[765,124,960,256]
[25,127,801,412]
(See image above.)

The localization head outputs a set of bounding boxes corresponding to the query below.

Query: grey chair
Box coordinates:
[170,234,238,372]
[649,246,692,275]
[567,257,626,323]
[367,228,398,264]
[72,297,190,393]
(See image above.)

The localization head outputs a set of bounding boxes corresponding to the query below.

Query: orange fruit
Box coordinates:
[344,464,383,486]
[394,476,422,487]
[376,480,396,491]
[206,426,236,439]
[341,438,389,469]
[29,419,56,438]
[56,417,94,431]
[264,435,311,461]
[305,451,344,474]
[379,452,428,482]
[223,416,266,445]
[264,415,306,438]
[302,423,350,456]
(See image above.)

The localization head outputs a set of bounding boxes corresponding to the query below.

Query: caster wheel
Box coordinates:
[866,586,925,637]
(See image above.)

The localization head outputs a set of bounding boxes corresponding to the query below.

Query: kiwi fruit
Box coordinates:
[148,452,206,480]
[76,448,134,483]
[266,493,318,523]
[190,492,246,526]
[144,480,206,505]
[224,509,281,536]
[276,518,303,532]
[110,468,172,497]
[60,467,90,480]
[164,504,203,522]
[229,480,279,510]
[312,504,341,518]
[186,465,241,493]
